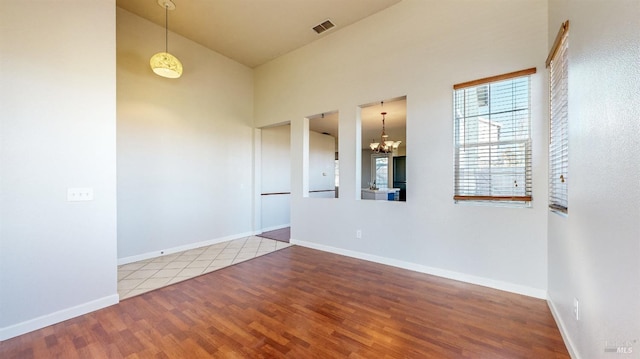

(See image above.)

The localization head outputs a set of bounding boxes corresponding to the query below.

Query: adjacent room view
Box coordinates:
[361,97,407,202]
[2,1,638,358]
[307,111,340,199]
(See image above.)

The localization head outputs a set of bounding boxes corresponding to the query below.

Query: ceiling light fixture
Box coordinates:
[150,0,183,79]
[370,101,401,153]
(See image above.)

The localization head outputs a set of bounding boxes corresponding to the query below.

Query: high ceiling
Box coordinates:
[116,0,402,68]
[117,0,406,147]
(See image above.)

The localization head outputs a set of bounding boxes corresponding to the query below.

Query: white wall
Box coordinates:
[547,1,640,357]
[260,125,291,230]
[255,0,549,297]
[0,1,118,340]
[116,8,254,261]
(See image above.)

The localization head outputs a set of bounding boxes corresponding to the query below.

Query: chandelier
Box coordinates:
[369,102,401,153]
[150,0,183,79]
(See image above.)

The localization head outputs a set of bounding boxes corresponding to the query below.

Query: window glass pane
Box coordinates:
[375,157,389,188]
[453,72,533,204]
[549,32,569,212]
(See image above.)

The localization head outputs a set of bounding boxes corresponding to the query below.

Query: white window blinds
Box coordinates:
[453,68,536,203]
[547,21,569,213]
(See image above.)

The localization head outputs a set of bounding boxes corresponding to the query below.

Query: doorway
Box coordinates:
[258,123,291,242]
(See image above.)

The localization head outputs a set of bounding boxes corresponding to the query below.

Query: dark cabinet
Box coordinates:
[393,156,406,201]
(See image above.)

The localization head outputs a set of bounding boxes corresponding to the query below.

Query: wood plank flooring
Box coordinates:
[257,227,290,243]
[0,246,569,358]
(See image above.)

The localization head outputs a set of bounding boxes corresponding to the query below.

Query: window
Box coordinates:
[453,68,536,204]
[547,21,569,213]
[371,154,389,188]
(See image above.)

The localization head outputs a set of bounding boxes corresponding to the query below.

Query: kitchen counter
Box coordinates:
[361,188,400,201]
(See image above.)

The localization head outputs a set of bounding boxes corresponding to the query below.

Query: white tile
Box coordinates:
[226,240,246,248]
[184,250,206,257]
[119,278,145,290]
[178,267,205,277]
[216,252,238,260]
[207,243,227,250]
[235,253,256,260]
[188,260,211,268]
[154,268,182,278]
[152,254,180,263]
[196,253,218,261]
[141,262,167,270]
[119,262,146,271]
[202,252,222,260]
[117,237,289,300]
[118,270,134,280]
[138,277,170,289]
[210,258,234,267]
[221,247,241,254]
[163,261,192,269]
[176,254,199,261]
[126,269,159,280]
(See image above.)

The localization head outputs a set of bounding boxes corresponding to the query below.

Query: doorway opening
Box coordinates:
[258,123,291,242]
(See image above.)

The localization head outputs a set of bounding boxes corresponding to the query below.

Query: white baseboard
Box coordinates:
[0,294,119,341]
[291,239,547,300]
[118,231,256,265]
[548,297,579,359]
[260,223,290,233]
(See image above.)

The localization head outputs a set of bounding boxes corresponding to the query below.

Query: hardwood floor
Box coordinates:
[257,227,290,243]
[0,246,569,358]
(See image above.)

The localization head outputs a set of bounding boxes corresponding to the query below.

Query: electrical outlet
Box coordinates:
[356,230,362,239]
[67,187,94,202]
[573,298,580,321]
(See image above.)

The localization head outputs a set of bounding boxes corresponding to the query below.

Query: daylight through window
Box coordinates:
[547,21,569,213]
[453,68,536,204]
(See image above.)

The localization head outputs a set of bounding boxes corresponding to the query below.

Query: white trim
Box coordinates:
[0,294,119,341]
[260,223,291,233]
[548,297,580,359]
[117,231,256,265]
[291,239,547,299]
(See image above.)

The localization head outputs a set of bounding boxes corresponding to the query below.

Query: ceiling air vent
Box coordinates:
[312,19,336,34]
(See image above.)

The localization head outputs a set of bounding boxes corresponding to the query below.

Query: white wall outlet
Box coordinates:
[67,187,94,202]
[356,230,362,239]
[573,298,580,321]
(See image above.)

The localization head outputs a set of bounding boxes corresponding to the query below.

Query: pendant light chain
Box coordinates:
[165,5,168,53]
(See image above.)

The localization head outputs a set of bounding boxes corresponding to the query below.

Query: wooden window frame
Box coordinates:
[453,68,536,203]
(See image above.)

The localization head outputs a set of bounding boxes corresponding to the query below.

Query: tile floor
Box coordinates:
[118,236,291,299]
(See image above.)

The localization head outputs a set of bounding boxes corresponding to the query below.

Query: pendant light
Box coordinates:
[150,0,183,79]
[370,101,401,153]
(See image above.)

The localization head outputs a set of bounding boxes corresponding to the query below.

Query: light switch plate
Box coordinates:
[67,188,94,202]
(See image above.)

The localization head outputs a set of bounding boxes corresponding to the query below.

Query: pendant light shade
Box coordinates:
[150,0,182,79]
[150,52,183,78]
